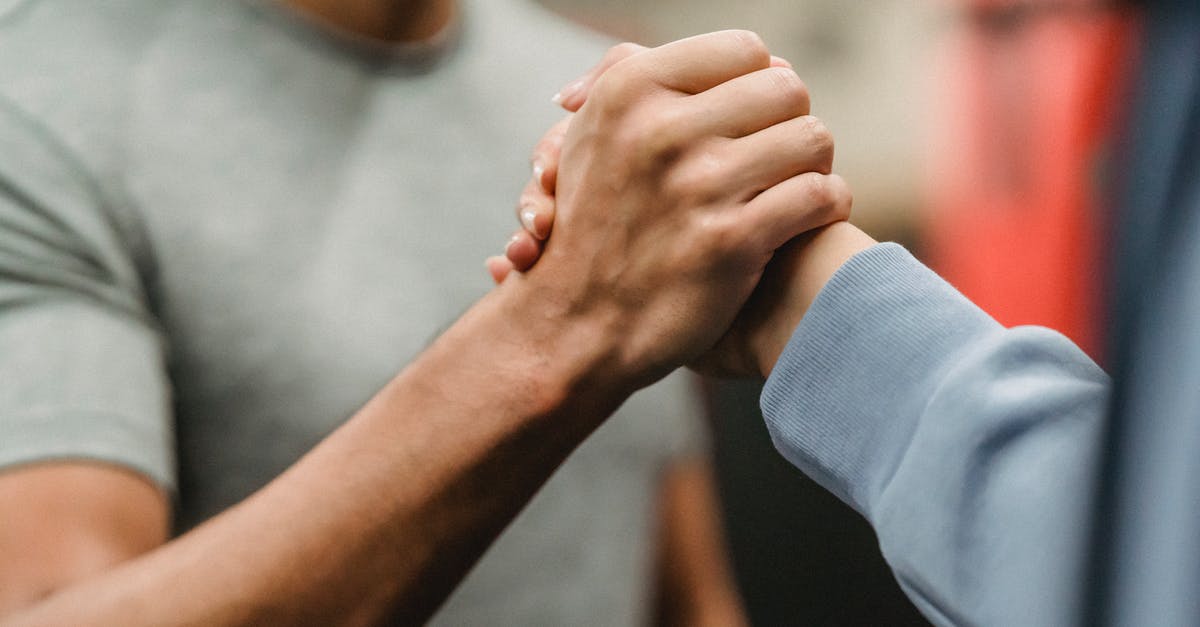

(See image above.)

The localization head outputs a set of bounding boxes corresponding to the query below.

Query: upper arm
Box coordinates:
[0,463,169,616]
[0,98,175,614]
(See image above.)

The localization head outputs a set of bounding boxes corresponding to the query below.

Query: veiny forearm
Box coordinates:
[4,287,628,627]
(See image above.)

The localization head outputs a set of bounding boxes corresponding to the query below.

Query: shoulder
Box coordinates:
[0,0,180,109]
[0,0,194,179]
[0,0,240,282]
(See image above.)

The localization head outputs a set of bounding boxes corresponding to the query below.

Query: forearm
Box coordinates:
[6,287,629,627]
[653,457,746,627]
[3,29,854,627]
[745,221,876,379]
[756,232,1111,624]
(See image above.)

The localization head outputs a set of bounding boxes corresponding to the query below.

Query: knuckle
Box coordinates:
[664,151,727,203]
[705,215,748,258]
[799,171,833,208]
[766,68,810,111]
[800,116,835,168]
[626,107,690,164]
[591,69,637,113]
[592,65,658,120]
[609,42,643,61]
[728,29,769,61]
[826,174,854,218]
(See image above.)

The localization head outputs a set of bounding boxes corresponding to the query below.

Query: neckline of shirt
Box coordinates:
[238,0,466,75]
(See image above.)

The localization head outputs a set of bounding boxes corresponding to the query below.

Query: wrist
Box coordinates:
[752,221,877,378]
[482,277,638,418]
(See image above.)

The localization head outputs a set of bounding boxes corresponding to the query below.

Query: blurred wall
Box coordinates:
[536,1,942,624]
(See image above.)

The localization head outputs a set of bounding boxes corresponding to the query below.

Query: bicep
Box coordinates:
[0,96,176,616]
[0,462,169,616]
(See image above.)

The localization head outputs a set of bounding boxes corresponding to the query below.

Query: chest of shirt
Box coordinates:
[126,74,541,427]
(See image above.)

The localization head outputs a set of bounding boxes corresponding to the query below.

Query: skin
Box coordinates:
[0,31,849,626]
[495,44,874,380]
[284,2,750,620]
[490,46,801,283]
[283,0,457,43]
[0,2,741,623]
[653,457,749,627]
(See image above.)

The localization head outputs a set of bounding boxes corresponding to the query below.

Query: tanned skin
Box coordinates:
[0,30,849,626]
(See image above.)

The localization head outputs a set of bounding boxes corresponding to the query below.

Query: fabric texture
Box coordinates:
[0,1,705,624]
[762,244,1110,626]
[763,1,1200,624]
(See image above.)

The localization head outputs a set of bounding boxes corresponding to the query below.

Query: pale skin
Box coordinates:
[0,25,850,627]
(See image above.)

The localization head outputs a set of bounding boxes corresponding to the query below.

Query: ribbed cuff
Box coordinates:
[760,243,999,517]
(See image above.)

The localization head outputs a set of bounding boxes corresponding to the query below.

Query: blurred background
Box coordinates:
[535,0,1138,624]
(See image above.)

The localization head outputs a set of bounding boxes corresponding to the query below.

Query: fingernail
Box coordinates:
[485,255,508,283]
[532,161,546,188]
[770,55,792,68]
[505,234,521,256]
[552,79,585,106]
[520,207,542,239]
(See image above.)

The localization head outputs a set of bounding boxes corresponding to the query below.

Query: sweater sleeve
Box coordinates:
[760,243,1110,626]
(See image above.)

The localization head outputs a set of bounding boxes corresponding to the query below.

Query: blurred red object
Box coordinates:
[924,0,1141,362]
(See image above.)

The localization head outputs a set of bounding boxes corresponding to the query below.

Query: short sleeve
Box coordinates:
[0,96,175,491]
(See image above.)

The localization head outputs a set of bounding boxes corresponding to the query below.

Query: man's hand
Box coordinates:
[0,29,855,627]
[493,31,851,387]
[491,36,853,380]
[488,44,794,283]
[488,43,651,283]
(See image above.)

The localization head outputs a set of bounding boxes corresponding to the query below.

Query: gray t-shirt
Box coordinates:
[0,1,704,623]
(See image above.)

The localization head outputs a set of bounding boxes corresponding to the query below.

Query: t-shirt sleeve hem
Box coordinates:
[0,408,176,493]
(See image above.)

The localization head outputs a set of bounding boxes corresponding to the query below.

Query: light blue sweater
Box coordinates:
[759,2,1200,624]
[762,244,1110,625]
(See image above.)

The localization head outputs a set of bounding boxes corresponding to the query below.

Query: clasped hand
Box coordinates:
[488,31,853,386]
